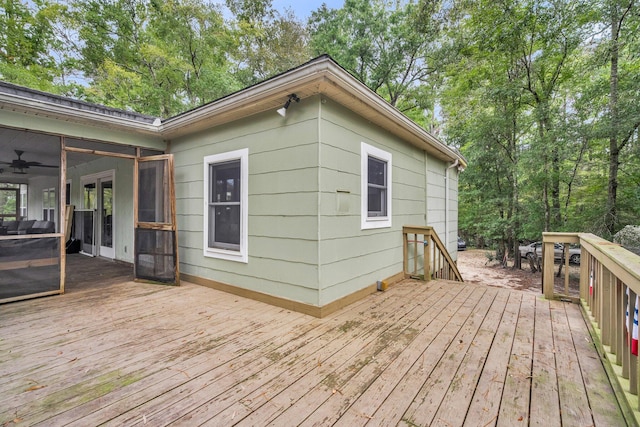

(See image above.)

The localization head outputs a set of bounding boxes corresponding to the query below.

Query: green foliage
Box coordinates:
[0,0,638,245]
[0,0,65,88]
[229,3,311,86]
[67,0,242,117]
[308,0,445,128]
[442,0,640,248]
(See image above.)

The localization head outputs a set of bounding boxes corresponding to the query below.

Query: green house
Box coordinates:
[0,56,465,316]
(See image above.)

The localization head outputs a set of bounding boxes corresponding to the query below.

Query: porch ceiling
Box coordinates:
[0,127,137,184]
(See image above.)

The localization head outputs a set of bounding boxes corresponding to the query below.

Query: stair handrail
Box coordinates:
[403,225,464,282]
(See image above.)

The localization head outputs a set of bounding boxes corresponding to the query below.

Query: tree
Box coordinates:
[308,0,445,129]
[226,0,310,86]
[0,0,65,91]
[604,0,639,236]
[441,9,528,264]
[69,0,240,117]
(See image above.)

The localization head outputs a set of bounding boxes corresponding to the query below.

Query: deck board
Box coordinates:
[0,273,628,426]
[551,300,594,425]
[497,293,534,426]
[529,298,561,427]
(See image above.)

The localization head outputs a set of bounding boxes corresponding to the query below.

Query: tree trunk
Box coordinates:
[551,145,562,228]
[512,115,521,269]
[606,3,620,237]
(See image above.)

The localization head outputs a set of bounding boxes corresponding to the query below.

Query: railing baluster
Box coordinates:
[616,278,624,365]
[403,231,408,277]
[595,262,601,321]
[580,247,588,301]
[402,226,462,283]
[624,285,631,380]
[424,233,436,280]
[413,234,418,274]
[631,287,638,395]
[602,267,612,346]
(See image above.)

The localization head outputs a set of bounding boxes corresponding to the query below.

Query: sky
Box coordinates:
[271,0,345,19]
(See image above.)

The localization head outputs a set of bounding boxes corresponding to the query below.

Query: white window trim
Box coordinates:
[203,148,249,263]
[361,142,392,229]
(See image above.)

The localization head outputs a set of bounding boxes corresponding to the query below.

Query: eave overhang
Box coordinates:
[0,81,161,136]
[0,57,465,167]
[161,56,466,166]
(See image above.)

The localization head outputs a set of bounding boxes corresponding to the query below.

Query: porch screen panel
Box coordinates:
[138,160,168,223]
[0,237,61,302]
[134,155,179,285]
[135,229,176,282]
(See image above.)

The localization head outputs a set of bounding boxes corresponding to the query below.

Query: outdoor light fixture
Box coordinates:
[276,94,300,117]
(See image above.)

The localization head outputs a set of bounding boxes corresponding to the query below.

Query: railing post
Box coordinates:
[543,241,555,300]
[563,246,570,295]
[403,230,408,278]
[580,248,588,301]
[424,235,431,281]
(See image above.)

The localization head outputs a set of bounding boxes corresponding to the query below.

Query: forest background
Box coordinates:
[1,0,639,262]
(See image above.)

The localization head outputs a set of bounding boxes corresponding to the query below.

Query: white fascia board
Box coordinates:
[160,61,329,136]
[0,92,161,135]
[320,62,464,166]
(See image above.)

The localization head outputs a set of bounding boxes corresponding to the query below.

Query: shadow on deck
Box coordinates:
[0,277,627,426]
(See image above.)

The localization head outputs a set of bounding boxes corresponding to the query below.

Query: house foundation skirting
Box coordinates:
[180,271,405,318]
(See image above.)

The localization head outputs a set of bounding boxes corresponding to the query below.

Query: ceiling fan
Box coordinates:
[1,150,58,174]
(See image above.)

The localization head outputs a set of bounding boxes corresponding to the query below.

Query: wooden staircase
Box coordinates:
[403,225,464,282]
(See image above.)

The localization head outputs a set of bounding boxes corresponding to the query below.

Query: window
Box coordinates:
[361,142,392,229]
[0,185,20,221]
[19,187,27,219]
[204,149,248,263]
[43,188,55,222]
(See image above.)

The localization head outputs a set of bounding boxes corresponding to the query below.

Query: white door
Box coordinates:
[81,180,96,256]
[81,171,115,259]
[99,178,115,259]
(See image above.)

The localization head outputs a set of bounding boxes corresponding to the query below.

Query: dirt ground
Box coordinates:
[457,249,581,297]
[457,249,562,294]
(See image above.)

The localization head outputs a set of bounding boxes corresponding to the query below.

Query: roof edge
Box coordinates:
[0,80,161,133]
[161,55,465,165]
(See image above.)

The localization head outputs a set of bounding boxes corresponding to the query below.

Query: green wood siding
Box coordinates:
[317,99,451,305]
[172,95,458,308]
[172,98,322,306]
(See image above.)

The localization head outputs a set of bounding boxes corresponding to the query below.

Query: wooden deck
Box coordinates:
[0,275,627,426]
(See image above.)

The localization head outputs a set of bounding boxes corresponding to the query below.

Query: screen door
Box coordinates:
[134,155,179,284]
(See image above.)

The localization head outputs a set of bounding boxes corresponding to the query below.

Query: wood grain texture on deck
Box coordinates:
[0,259,628,426]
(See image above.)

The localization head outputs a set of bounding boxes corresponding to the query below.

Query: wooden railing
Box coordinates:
[542,232,640,424]
[402,226,463,282]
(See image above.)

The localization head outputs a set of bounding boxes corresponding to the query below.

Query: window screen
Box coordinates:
[209,160,241,250]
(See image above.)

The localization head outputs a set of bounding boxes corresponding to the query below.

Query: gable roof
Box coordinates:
[0,56,465,166]
[162,55,465,165]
